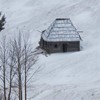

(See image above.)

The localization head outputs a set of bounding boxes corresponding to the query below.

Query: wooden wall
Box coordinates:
[39,38,80,53]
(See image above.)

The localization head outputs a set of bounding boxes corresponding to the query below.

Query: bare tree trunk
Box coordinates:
[18,59,22,100]
[1,37,7,100]
[24,41,27,100]
[24,62,27,100]
[17,34,22,100]
[3,64,6,100]
[8,64,13,100]
[13,33,23,100]
[23,37,39,100]
[8,75,11,100]
[7,40,17,100]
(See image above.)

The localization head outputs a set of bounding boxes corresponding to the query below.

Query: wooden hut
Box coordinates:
[39,18,81,53]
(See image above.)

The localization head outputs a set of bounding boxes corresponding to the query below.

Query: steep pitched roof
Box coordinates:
[42,18,81,42]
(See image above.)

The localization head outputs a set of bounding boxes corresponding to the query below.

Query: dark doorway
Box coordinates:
[63,44,67,52]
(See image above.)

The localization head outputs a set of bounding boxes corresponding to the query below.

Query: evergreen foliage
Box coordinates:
[0,12,6,31]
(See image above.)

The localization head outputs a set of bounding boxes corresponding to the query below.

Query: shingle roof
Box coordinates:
[42,18,81,42]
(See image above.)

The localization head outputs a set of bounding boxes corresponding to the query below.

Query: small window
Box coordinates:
[54,44,57,48]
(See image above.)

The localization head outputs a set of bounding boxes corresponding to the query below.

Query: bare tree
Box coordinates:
[23,36,38,100]
[0,36,8,100]
[0,32,40,100]
[0,37,19,100]
[12,33,23,100]
[7,40,17,100]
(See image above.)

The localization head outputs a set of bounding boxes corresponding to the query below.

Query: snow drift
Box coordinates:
[0,0,100,100]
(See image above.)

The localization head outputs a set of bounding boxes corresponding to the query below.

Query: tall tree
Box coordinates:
[7,40,17,100]
[23,36,38,100]
[0,36,8,100]
[0,12,6,31]
[13,33,23,100]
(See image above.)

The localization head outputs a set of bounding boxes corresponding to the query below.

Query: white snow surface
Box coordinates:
[0,0,100,100]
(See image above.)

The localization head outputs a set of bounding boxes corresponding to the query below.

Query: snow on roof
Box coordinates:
[42,18,81,42]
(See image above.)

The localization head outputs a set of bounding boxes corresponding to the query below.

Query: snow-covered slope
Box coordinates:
[0,0,100,100]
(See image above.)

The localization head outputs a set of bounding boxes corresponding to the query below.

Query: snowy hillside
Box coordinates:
[0,0,100,100]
